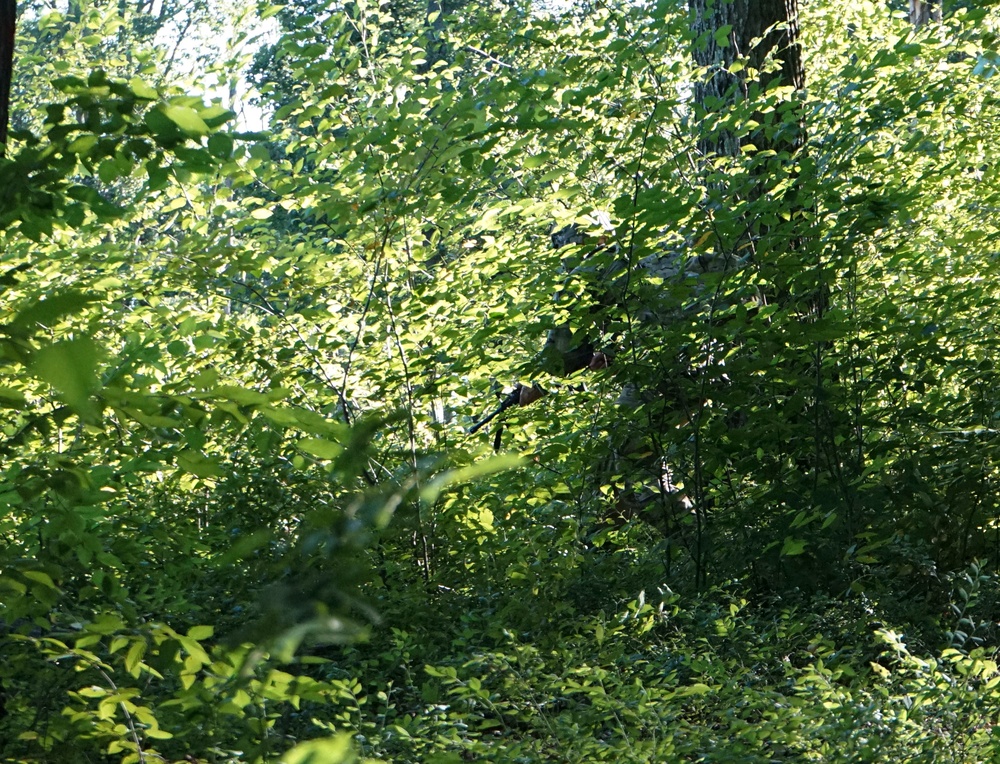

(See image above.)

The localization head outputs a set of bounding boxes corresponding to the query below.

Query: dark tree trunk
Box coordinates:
[690,0,804,93]
[689,0,803,157]
[0,0,15,157]
[910,0,941,28]
[683,0,807,588]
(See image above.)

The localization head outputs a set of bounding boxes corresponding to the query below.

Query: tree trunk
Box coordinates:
[910,0,941,28]
[0,0,15,157]
[684,0,806,587]
[689,0,803,157]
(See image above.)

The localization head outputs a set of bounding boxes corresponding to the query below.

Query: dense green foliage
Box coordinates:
[4,0,1000,761]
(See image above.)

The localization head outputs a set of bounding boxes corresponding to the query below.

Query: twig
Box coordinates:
[465,45,514,70]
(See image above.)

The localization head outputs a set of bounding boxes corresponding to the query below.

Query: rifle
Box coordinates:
[468,385,523,434]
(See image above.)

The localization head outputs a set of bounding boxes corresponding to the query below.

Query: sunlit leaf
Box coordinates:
[30,338,100,417]
[298,437,342,460]
[162,105,211,135]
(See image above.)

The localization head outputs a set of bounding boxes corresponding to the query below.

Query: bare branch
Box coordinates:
[464,45,513,70]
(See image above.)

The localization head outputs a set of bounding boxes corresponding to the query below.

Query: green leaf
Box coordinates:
[22,570,57,590]
[198,105,235,128]
[0,387,26,407]
[98,159,119,183]
[67,135,99,155]
[162,105,211,136]
[780,537,808,557]
[260,3,284,19]
[213,385,272,405]
[31,338,100,417]
[177,636,211,665]
[281,734,356,764]
[87,613,125,634]
[713,24,732,48]
[678,682,714,696]
[125,640,146,677]
[129,76,159,100]
[12,291,95,332]
[208,132,234,158]
[420,454,524,506]
[176,450,223,478]
[298,437,343,460]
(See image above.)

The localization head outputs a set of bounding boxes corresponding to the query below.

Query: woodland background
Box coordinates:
[2,0,1000,761]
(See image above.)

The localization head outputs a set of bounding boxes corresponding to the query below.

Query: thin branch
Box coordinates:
[464,45,514,70]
